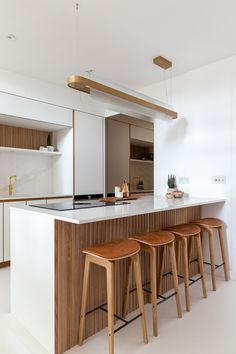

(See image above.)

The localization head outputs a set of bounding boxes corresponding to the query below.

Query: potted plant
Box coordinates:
[47,133,54,152]
[167,174,177,193]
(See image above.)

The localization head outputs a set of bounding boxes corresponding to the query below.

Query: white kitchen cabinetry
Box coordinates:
[0,91,73,127]
[74,111,105,195]
[0,204,3,262]
[4,201,26,261]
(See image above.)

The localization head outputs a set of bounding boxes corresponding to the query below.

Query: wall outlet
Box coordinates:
[212,176,226,184]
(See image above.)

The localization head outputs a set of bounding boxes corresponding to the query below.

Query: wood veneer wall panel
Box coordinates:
[55,206,201,354]
[0,124,49,150]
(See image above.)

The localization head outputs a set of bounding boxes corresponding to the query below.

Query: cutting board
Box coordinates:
[99,196,138,203]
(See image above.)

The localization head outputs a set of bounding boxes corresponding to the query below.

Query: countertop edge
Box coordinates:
[10,197,226,225]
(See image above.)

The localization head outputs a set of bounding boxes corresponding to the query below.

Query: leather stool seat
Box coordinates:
[167,224,201,237]
[83,240,140,260]
[193,218,223,228]
[131,230,174,246]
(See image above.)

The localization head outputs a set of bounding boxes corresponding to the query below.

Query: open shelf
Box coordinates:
[130,158,153,163]
[0,146,62,156]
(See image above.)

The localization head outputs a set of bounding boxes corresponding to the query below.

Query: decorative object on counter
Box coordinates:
[47,133,54,152]
[165,192,174,199]
[39,146,48,152]
[116,191,123,198]
[100,196,137,203]
[167,174,177,192]
[121,179,129,197]
[9,175,17,196]
[137,179,144,190]
[114,186,121,197]
[173,190,184,198]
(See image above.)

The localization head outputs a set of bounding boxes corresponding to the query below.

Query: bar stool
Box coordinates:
[165,224,207,312]
[79,239,148,354]
[192,218,229,291]
[123,231,182,337]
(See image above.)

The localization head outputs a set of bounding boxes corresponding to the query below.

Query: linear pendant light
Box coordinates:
[67,75,178,119]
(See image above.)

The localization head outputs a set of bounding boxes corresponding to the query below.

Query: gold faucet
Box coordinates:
[9,175,17,196]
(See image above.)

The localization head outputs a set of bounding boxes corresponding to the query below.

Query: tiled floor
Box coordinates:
[0,267,236,354]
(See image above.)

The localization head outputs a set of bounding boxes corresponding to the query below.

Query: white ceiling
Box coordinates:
[1,0,236,89]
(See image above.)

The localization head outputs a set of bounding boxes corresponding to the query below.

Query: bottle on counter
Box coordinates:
[121,179,129,197]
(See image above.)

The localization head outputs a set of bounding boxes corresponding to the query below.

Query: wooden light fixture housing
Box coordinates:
[68,75,177,119]
[153,56,172,70]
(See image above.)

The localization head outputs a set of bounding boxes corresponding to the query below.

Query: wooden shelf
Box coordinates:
[0,146,62,156]
[130,158,153,164]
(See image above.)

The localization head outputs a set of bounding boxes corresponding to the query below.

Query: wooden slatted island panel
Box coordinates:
[10,196,225,354]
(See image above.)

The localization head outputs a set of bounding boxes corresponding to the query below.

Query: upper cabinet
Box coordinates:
[130,125,154,143]
[106,119,130,194]
[74,111,105,196]
[0,92,73,127]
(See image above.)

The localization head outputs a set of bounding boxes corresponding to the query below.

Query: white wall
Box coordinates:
[0,151,53,195]
[140,55,236,279]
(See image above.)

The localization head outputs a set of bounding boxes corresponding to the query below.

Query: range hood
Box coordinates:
[67,74,177,120]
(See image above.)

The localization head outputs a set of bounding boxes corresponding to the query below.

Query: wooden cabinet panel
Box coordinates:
[130,125,154,143]
[106,119,130,194]
[74,111,104,195]
[4,201,26,261]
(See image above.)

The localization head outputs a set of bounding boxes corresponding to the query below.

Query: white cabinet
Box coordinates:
[0,204,3,262]
[4,201,26,262]
[74,111,105,195]
[0,92,73,127]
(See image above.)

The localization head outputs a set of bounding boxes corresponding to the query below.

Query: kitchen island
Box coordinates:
[10,196,225,354]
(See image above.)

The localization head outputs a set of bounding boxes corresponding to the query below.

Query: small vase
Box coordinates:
[167,188,177,193]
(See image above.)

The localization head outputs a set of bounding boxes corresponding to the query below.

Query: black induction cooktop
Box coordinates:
[30,201,130,211]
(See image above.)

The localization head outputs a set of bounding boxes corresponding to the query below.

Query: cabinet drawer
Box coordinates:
[130,125,154,143]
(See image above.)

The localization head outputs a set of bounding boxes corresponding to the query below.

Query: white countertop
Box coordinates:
[0,193,72,202]
[11,196,225,225]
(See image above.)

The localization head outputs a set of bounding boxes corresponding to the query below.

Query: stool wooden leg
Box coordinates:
[150,247,158,336]
[188,237,192,268]
[132,253,148,344]
[106,261,115,354]
[208,229,217,291]
[181,237,190,312]
[79,256,91,346]
[168,242,182,318]
[218,226,229,281]
[195,234,207,299]
[175,239,180,281]
[122,258,132,318]
[157,245,165,297]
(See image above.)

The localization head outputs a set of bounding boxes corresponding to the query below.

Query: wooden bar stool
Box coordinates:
[123,231,182,337]
[79,239,148,354]
[192,218,229,291]
[165,224,207,312]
